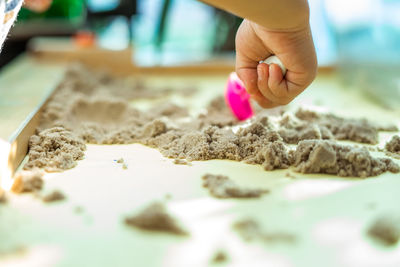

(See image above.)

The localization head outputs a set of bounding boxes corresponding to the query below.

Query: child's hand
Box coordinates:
[235,19,317,108]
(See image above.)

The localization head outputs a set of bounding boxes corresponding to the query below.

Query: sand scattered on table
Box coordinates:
[376,124,399,132]
[11,170,44,193]
[233,218,296,243]
[210,250,228,264]
[23,65,400,178]
[0,190,6,203]
[115,158,128,169]
[173,159,192,165]
[285,172,296,179]
[42,190,66,203]
[368,215,400,246]
[202,174,269,199]
[125,202,188,236]
[74,206,84,214]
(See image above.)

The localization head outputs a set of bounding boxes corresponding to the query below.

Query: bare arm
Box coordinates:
[200,0,310,30]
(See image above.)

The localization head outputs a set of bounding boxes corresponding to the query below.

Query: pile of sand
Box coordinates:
[291,140,399,177]
[386,135,400,154]
[125,202,188,235]
[23,65,400,178]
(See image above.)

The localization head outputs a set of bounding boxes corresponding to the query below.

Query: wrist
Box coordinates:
[249,17,311,36]
[253,0,310,32]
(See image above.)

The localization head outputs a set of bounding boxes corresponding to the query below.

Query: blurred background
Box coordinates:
[1,0,399,107]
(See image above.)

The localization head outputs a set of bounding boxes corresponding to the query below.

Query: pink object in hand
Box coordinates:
[225,72,253,121]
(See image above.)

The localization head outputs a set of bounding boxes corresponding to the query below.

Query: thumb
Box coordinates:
[235,54,259,95]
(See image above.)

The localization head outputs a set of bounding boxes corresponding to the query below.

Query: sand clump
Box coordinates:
[115,158,128,169]
[125,202,188,235]
[202,174,269,199]
[368,215,400,246]
[233,218,296,243]
[291,140,400,177]
[210,250,228,264]
[197,96,238,128]
[24,127,86,172]
[24,65,399,178]
[173,159,192,165]
[151,120,290,171]
[278,114,333,144]
[11,170,44,193]
[42,190,66,203]
[385,135,400,154]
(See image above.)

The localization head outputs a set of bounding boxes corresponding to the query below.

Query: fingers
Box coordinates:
[268,64,287,98]
[236,67,258,95]
[256,63,293,105]
[235,50,262,95]
[238,62,291,107]
[235,41,314,108]
[257,63,278,101]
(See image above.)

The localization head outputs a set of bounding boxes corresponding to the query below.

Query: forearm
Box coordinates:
[200,0,310,30]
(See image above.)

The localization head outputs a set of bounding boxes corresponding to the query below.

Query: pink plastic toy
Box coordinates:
[225,72,254,121]
[225,56,286,121]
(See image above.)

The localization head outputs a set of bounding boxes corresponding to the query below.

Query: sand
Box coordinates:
[210,250,228,264]
[11,170,44,193]
[115,158,128,169]
[285,172,296,179]
[125,202,188,235]
[23,127,86,172]
[0,190,6,203]
[385,135,400,154]
[233,218,296,243]
[291,140,400,178]
[294,109,381,144]
[202,174,269,199]
[173,159,192,165]
[42,190,66,203]
[278,114,333,144]
[368,215,400,246]
[22,65,399,178]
